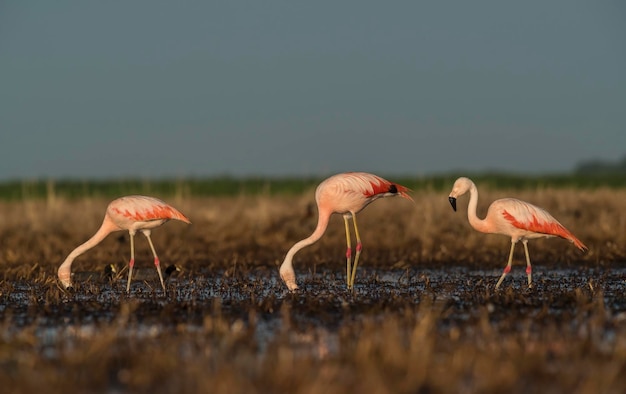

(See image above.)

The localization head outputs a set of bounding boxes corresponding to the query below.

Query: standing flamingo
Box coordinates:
[279,172,412,291]
[58,195,191,292]
[448,177,587,288]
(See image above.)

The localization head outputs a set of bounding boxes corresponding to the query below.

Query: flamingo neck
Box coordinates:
[57,216,120,286]
[279,208,331,287]
[465,182,489,233]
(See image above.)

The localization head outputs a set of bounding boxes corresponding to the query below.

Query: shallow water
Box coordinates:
[2,262,626,393]
[2,263,625,357]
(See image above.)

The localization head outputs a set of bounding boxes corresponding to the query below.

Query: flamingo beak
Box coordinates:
[449,197,457,212]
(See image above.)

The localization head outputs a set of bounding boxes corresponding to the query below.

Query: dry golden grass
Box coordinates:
[0,185,621,277]
[1,186,626,393]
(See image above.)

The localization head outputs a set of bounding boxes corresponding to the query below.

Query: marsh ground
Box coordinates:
[1,187,626,393]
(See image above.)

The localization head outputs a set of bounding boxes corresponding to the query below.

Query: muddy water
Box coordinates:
[2,262,625,358]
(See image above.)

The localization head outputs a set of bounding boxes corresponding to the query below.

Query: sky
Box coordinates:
[1,1,625,180]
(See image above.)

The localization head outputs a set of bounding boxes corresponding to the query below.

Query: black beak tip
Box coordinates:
[448,197,457,212]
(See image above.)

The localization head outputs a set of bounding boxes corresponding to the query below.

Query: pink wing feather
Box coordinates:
[109,196,191,224]
[501,200,587,251]
[343,172,412,200]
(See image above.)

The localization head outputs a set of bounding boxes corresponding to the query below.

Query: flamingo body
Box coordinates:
[58,195,190,292]
[448,177,587,288]
[279,172,412,291]
[107,195,190,231]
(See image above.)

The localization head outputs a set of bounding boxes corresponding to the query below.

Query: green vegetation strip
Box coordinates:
[0,173,625,201]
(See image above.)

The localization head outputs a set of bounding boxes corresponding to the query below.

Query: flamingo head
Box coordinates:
[58,271,73,289]
[279,265,299,291]
[448,177,475,211]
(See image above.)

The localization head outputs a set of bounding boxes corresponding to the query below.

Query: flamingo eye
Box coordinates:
[389,184,398,194]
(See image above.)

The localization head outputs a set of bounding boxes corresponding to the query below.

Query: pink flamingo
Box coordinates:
[279,172,412,291]
[58,195,191,292]
[448,177,587,288]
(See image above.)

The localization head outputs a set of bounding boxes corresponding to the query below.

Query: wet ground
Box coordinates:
[1,261,626,393]
[4,263,624,330]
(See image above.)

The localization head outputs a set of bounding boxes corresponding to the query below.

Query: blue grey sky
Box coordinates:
[1,1,625,180]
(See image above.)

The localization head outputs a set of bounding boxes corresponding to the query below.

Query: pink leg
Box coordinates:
[126,231,136,293]
[348,214,362,289]
[144,231,166,292]
[523,240,532,288]
[495,241,516,289]
[346,246,352,281]
[343,215,353,288]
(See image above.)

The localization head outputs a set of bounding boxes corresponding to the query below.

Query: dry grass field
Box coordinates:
[1,184,626,393]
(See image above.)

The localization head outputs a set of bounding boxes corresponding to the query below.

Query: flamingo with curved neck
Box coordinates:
[279,172,412,291]
[58,195,190,293]
[448,177,587,288]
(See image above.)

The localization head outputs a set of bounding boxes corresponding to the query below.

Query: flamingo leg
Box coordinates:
[143,230,166,292]
[522,240,532,288]
[126,230,136,293]
[495,241,516,289]
[349,213,363,289]
[343,215,353,289]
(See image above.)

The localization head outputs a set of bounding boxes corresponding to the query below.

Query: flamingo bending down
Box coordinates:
[448,177,587,288]
[279,172,412,291]
[58,195,191,292]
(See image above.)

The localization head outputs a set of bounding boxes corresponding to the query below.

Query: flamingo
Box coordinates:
[58,195,191,292]
[279,172,412,291]
[448,177,587,288]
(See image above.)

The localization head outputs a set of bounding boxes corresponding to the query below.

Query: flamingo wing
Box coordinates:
[500,199,587,251]
[343,172,412,200]
[109,196,191,223]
